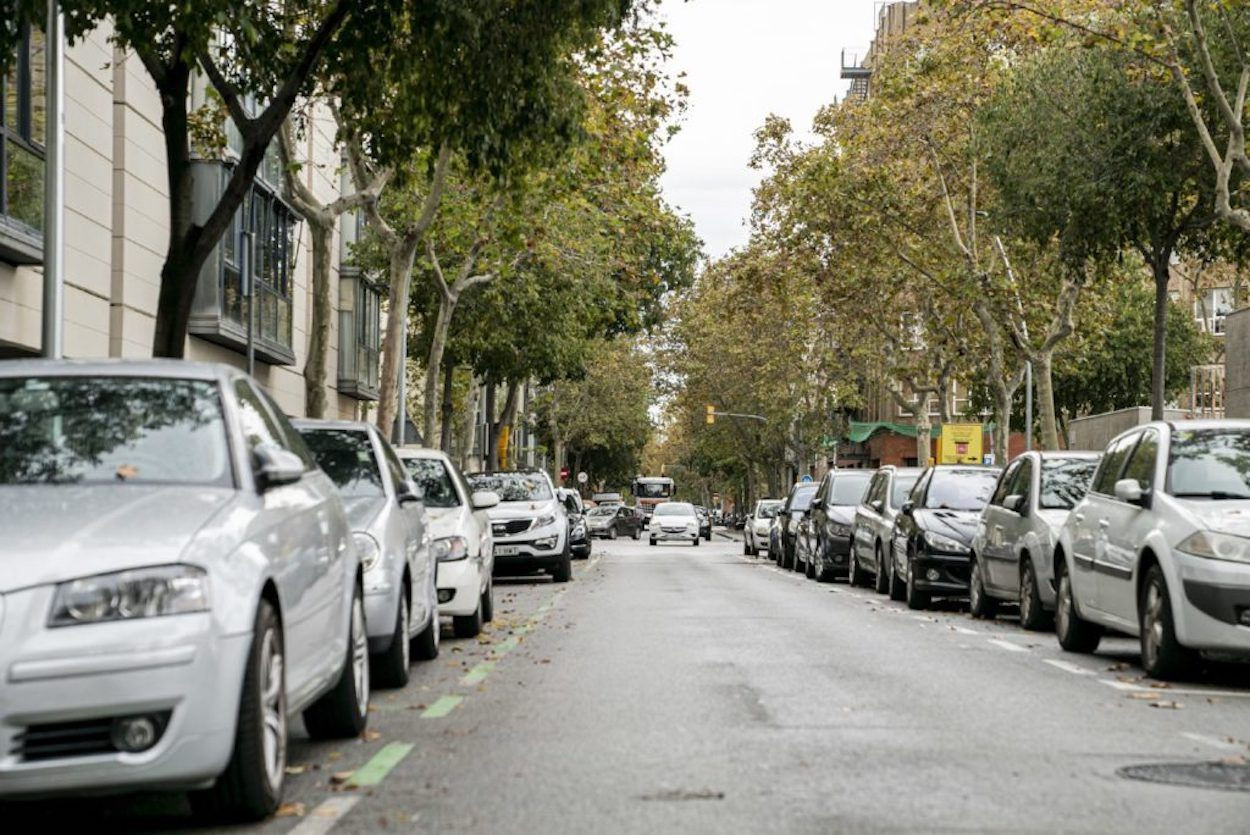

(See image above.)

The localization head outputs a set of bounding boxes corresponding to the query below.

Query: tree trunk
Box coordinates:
[915,412,932,465]
[423,294,455,442]
[375,239,420,438]
[495,380,521,470]
[303,219,334,418]
[547,385,564,485]
[439,361,455,452]
[993,383,1012,467]
[152,64,197,359]
[1035,352,1061,450]
[458,376,481,471]
[1151,259,1170,421]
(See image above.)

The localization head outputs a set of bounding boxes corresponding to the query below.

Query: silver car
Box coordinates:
[743,499,782,556]
[0,361,368,821]
[969,451,1099,629]
[850,466,924,597]
[296,420,439,687]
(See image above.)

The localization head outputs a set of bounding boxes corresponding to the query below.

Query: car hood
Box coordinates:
[1186,499,1250,538]
[341,496,387,533]
[915,509,981,545]
[0,485,238,593]
[653,515,697,526]
[487,500,557,521]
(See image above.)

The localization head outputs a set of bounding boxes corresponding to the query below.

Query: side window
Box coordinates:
[257,388,316,469]
[1121,430,1159,490]
[909,471,931,505]
[1091,434,1138,495]
[1012,459,1033,505]
[991,462,1021,507]
[233,380,285,458]
[867,474,885,506]
[377,435,411,495]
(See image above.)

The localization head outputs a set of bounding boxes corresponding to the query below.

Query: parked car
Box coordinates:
[397,448,499,638]
[648,501,702,546]
[0,361,368,821]
[587,503,644,539]
[592,491,624,507]
[558,488,593,559]
[1054,421,1250,679]
[744,499,783,556]
[778,481,819,571]
[850,466,924,596]
[694,505,713,540]
[969,451,1099,629]
[296,420,439,687]
[468,470,572,583]
[890,465,1001,610]
[800,469,874,581]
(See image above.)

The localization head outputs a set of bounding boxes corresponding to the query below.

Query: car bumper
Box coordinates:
[912,551,971,593]
[492,534,566,575]
[0,589,248,798]
[818,535,853,570]
[436,559,483,617]
[1173,552,1250,654]
[651,530,699,542]
[588,525,613,538]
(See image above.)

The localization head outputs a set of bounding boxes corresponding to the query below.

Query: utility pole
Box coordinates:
[41,1,65,359]
[242,227,255,377]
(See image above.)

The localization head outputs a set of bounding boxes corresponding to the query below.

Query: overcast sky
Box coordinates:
[658,0,877,260]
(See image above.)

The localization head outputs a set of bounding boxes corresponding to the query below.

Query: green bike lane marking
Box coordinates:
[420,694,464,718]
[347,741,416,786]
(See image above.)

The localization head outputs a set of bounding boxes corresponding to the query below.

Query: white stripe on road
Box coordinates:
[986,638,1029,653]
[286,796,362,835]
[1100,679,1147,692]
[1181,732,1246,751]
[952,626,980,636]
[1043,659,1096,676]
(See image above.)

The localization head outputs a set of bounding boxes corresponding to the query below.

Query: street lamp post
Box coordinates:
[41,0,65,359]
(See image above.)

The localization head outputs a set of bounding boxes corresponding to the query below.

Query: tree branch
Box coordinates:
[198,47,254,142]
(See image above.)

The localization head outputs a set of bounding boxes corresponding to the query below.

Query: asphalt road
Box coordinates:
[5,532,1250,833]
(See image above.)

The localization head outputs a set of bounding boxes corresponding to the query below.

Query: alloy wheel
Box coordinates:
[1019,565,1034,625]
[1057,573,1073,638]
[259,627,286,792]
[1142,580,1165,672]
[351,597,370,718]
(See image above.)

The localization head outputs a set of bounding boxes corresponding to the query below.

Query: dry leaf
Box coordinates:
[330,770,354,784]
[1219,755,1248,765]
[275,802,306,817]
[361,729,381,742]
[326,751,342,761]
[1148,682,1170,689]
[284,765,308,776]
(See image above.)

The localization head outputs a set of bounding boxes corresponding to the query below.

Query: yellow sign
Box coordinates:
[937,423,983,465]
[706,404,716,425]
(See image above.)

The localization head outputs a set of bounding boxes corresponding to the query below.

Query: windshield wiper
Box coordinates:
[1173,491,1250,500]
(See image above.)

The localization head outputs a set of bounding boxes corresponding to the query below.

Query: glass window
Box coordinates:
[1,25,46,238]
[789,484,818,511]
[300,428,385,498]
[405,456,461,508]
[257,388,316,470]
[1040,457,1099,510]
[1121,431,1159,490]
[1092,434,1138,495]
[654,502,695,516]
[922,469,999,511]
[990,461,1021,507]
[1010,459,1033,505]
[756,500,782,518]
[0,376,232,487]
[378,436,411,495]
[1168,429,1250,500]
[233,380,287,457]
[467,471,553,502]
[829,473,872,506]
[891,474,919,508]
[215,174,295,352]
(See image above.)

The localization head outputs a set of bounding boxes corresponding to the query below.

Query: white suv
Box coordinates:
[1055,420,1250,679]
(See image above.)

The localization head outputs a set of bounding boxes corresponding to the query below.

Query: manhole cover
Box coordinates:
[1118,762,1250,792]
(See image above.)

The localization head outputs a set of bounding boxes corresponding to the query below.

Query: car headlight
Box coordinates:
[923,531,970,554]
[353,531,382,571]
[536,514,557,529]
[829,522,852,538]
[49,565,209,627]
[1177,531,1250,564]
[432,535,469,562]
[572,522,586,537]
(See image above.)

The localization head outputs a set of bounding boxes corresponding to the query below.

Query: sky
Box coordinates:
[658,0,878,260]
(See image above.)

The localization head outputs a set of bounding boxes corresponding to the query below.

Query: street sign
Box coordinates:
[577,471,588,484]
[800,475,813,483]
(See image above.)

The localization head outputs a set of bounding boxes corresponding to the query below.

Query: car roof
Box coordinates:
[291,418,373,432]
[0,357,235,382]
[1165,419,1250,431]
[882,466,926,476]
[395,446,450,462]
[1030,450,1100,460]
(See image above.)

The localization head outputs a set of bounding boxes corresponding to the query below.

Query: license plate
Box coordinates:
[495,545,520,556]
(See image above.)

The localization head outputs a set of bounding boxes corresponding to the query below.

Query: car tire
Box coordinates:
[453,600,484,638]
[847,549,864,587]
[1019,558,1052,631]
[968,557,997,619]
[649,537,656,546]
[693,536,701,547]
[481,579,495,623]
[1055,562,1102,653]
[189,599,285,822]
[303,585,370,740]
[1140,564,1198,680]
[411,602,441,661]
[552,543,573,582]
[371,591,411,689]
[743,536,752,555]
[905,552,931,610]
[608,527,618,540]
[888,547,906,601]
[873,544,890,595]
[805,554,816,579]
[632,528,641,541]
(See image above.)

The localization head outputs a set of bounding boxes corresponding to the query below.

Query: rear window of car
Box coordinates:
[404,456,461,508]
[301,428,384,498]
[1040,457,1099,509]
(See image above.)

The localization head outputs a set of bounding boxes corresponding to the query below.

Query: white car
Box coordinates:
[398,448,499,636]
[468,470,571,583]
[744,499,782,556]
[1055,420,1250,679]
[0,361,367,821]
[649,501,702,546]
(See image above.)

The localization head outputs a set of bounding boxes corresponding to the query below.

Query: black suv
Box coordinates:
[777,481,819,571]
[800,469,874,581]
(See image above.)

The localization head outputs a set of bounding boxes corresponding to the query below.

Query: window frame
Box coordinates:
[0,23,45,263]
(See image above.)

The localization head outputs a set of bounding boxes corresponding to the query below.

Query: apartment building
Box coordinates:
[0,24,381,420]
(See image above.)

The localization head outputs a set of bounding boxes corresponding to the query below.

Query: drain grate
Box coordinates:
[1118,762,1250,792]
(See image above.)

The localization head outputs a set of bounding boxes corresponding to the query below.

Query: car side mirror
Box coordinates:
[871,499,884,513]
[1003,494,1025,514]
[810,497,824,510]
[255,445,304,491]
[397,480,423,505]
[1114,478,1150,508]
[901,501,915,517]
[471,490,501,510]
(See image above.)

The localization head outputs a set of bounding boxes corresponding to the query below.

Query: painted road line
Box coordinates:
[1148,687,1250,699]
[491,636,521,655]
[285,796,362,835]
[952,626,980,636]
[1181,732,1246,751]
[420,694,464,719]
[987,638,1029,653]
[1044,659,1096,676]
[461,660,497,686]
[347,742,415,787]
[1100,679,1147,692]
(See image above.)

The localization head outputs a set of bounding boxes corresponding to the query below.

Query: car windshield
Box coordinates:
[301,429,384,498]
[1169,429,1250,499]
[756,502,782,518]
[635,481,672,498]
[0,375,232,487]
[790,484,818,511]
[830,473,872,506]
[924,470,998,511]
[891,476,918,508]
[469,472,553,502]
[403,457,460,508]
[588,506,615,517]
[654,502,694,516]
[1040,457,1099,510]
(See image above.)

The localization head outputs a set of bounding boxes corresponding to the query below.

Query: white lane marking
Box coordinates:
[912,615,932,622]
[1044,659,1096,676]
[286,796,362,835]
[1152,687,1250,699]
[952,626,980,636]
[987,638,1029,653]
[1181,732,1245,751]
[1100,679,1147,692]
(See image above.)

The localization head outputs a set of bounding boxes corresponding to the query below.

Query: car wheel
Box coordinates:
[190,599,285,822]
[1019,558,1052,631]
[969,557,997,619]
[481,579,495,623]
[888,546,906,601]
[1140,564,1198,680]
[632,527,641,541]
[847,549,864,587]
[805,552,816,579]
[649,537,657,546]
[411,601,441,661]
[453,599,484,638]
[609,527,618,540]
[1055,562,1101,653]
[303,585,369,740]
[372,591,411,689]
[743,536,752,555]
[552,543,573,582]
[873,544,890,595]
[905,551,930,610]
[693,535,701,547]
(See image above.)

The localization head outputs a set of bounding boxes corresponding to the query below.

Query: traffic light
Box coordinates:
[706,404,716,425]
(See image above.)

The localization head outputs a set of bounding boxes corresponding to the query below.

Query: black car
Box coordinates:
[890,465,1001,610]
[558,488,592,559]
[799,469,874,581]
[586,503,644,540]
[777,481,819,571]
[693,505,712,540]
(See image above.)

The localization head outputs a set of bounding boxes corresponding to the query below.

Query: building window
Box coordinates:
[337,268,382,401]
[0,24,45,263]
[1193,287,1232,336]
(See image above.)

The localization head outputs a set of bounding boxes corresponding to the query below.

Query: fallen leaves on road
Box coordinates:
[1220,755,1248,765]
[1148,682,1171,689]
[326,751,342,761]
[284,765,308,776]
[361,729,382,742]
[1148,700,1183,710]
[1106,662,1130,672]
[330,770,354,785]
[275,802,306,817]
